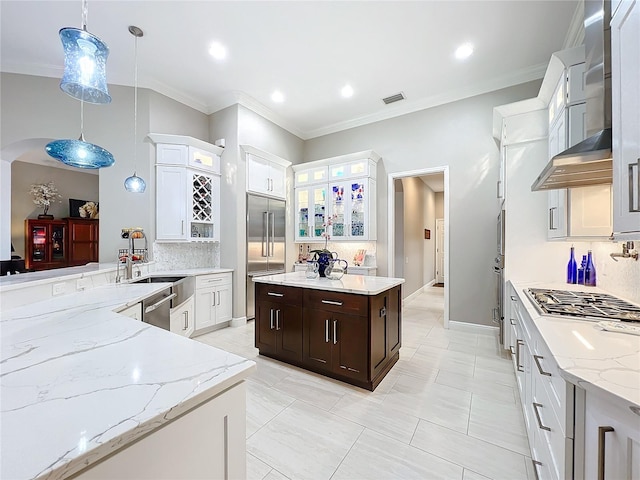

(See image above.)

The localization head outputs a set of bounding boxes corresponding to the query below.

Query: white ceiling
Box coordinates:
[0,1,580,140]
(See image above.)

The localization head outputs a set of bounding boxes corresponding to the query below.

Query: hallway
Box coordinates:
[196,287,533,479]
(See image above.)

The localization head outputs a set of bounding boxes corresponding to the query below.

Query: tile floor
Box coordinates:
[195,287,534,480]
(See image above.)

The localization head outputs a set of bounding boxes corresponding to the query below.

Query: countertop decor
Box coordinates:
[253,271,404,295]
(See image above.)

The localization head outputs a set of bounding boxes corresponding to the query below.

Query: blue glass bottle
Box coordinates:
[585,250,597,286]
[566,246,578,284]
[577,255,587,285]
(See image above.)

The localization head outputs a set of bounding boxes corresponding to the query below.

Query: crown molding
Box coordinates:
[303,62,548,139]
[563,1,585,49]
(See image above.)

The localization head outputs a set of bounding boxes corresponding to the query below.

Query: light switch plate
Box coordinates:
[52,283,66,296]
[76,278,90,291]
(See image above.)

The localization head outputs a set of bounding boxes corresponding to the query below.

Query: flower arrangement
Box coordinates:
[30,181,62,218]
[317,214,337,253]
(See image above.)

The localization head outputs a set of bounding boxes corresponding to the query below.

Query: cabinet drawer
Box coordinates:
[303,289,368,316]
[255,283,302,305]
[196,272,232,289]
[532,367,572,480]
[532,336,573,438]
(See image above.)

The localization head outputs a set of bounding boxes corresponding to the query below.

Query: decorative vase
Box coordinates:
[316,251,332,277]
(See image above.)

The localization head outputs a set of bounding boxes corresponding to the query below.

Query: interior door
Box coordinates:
[436,218,445,284]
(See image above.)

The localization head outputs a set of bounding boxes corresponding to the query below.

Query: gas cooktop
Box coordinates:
[525,288,640,322]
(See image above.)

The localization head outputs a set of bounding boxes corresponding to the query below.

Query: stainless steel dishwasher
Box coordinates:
[140,287,174,330]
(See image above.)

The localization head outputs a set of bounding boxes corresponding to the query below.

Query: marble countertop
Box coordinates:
[0,282,255,480]
[511,281,640,408]
[253,271,404,295]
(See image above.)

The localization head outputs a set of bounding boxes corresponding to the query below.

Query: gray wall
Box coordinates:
[11,161,99,259]
[435,192,444,219]
[303,80,542,325]
[211,104,305,319]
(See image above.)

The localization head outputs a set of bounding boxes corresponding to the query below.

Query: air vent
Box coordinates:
[382,92,405,105]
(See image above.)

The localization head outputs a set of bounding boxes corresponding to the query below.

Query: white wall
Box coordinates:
[303,80,542,326]
[435,192,444,218]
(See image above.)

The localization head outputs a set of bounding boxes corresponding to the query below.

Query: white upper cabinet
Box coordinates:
[611,0,640,237]
[149,134,223,242]
[292,150,380,243]
[544,58,612,240]
[243,146,291,200]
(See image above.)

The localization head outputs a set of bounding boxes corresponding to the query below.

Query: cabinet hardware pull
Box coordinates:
[183,311,188,330]
[270,309,274,330]
[325,319,330,343]
[509,346,516,355]
[598,426,614,480]
[145,293,177,313]
[629,159,640,213]
[379,307,386,317]
[549,207,557,230]
[497,180,502,198]
[268,292,284,297]
[516,339,524,372]
[217,291,221,306]
[532,402,551,431]
[510,318,516,325]
[275,309,280,330]
[533,355,552,376]
[333,319,338,344]
[322,300,343,306]
[532,460,542,480]
[510,295,516,301]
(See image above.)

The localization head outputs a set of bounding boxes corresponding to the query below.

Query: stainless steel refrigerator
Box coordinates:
[246,194,286,320]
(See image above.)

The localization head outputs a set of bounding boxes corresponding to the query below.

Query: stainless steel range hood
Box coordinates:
[532,0,613,191]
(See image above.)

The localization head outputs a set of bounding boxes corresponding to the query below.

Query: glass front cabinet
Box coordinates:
[295,185,327,242]
[25,219,67,270]
[328,178,376,240]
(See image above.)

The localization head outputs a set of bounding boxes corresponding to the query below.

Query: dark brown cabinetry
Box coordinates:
[25,219,67,271]
[66,218,99,266]
[255,282,401,390]
[25,218,99,271]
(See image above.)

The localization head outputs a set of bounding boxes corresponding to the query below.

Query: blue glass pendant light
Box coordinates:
[59,0,111,104]
[45,100,115,169]
[124,26,146,193]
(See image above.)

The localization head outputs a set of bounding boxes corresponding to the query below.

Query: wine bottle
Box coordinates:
[566,246,577,284]
[585,250,597,286]
[577,255,587,285]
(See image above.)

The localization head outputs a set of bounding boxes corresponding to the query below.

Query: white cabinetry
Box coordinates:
[149,135,223,243]
[170,296,194,337]
[292,151,380,243]
[508,282,575,480]
[545,62,612,240]
[118,302,142,321]
[611,0,640,238]
[243,146,291,200]
[582,388,640,479]
[194,272,232,331]
[76,380,248,480]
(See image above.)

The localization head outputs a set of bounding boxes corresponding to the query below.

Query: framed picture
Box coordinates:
[69,199,99,219]
[424,229,431,239]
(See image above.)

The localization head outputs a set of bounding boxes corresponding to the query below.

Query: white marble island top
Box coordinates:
[511,281,640,408]
[0,283,255,480]
[253,271,405,295]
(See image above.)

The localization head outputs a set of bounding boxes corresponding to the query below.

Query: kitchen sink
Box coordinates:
[132,275,195,309]
[132,276,186,284]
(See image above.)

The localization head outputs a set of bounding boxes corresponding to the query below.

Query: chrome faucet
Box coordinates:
[610,241,638,261]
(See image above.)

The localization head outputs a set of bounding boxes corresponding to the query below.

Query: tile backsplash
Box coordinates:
[590,241,640,303]
[153,242,220,270]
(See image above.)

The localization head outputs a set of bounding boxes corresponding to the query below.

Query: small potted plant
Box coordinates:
[30,181,62,219]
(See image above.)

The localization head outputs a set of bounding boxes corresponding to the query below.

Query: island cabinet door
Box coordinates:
[255,300,278,356]
[331,313,368,382]
[303,308,333,367]
[276,303,303,362]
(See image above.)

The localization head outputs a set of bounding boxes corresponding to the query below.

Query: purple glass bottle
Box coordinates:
[584,250,597,286]
[566,246,577,284]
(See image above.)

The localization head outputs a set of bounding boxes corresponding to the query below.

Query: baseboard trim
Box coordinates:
[230,316,247,327]
[449,320,499,334]
[402,281,437,305]
[424,279,436,288]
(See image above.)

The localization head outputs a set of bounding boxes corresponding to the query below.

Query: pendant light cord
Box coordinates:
[81,0,88,30]
[133,33,139,174]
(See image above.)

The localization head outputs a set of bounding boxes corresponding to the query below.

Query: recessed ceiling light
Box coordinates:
[271,91,285,103]
[455,43,474,60]
[341,84,354,98]
[209,42,227,60]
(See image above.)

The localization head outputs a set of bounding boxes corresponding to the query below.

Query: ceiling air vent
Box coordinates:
[382,92,405,105]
